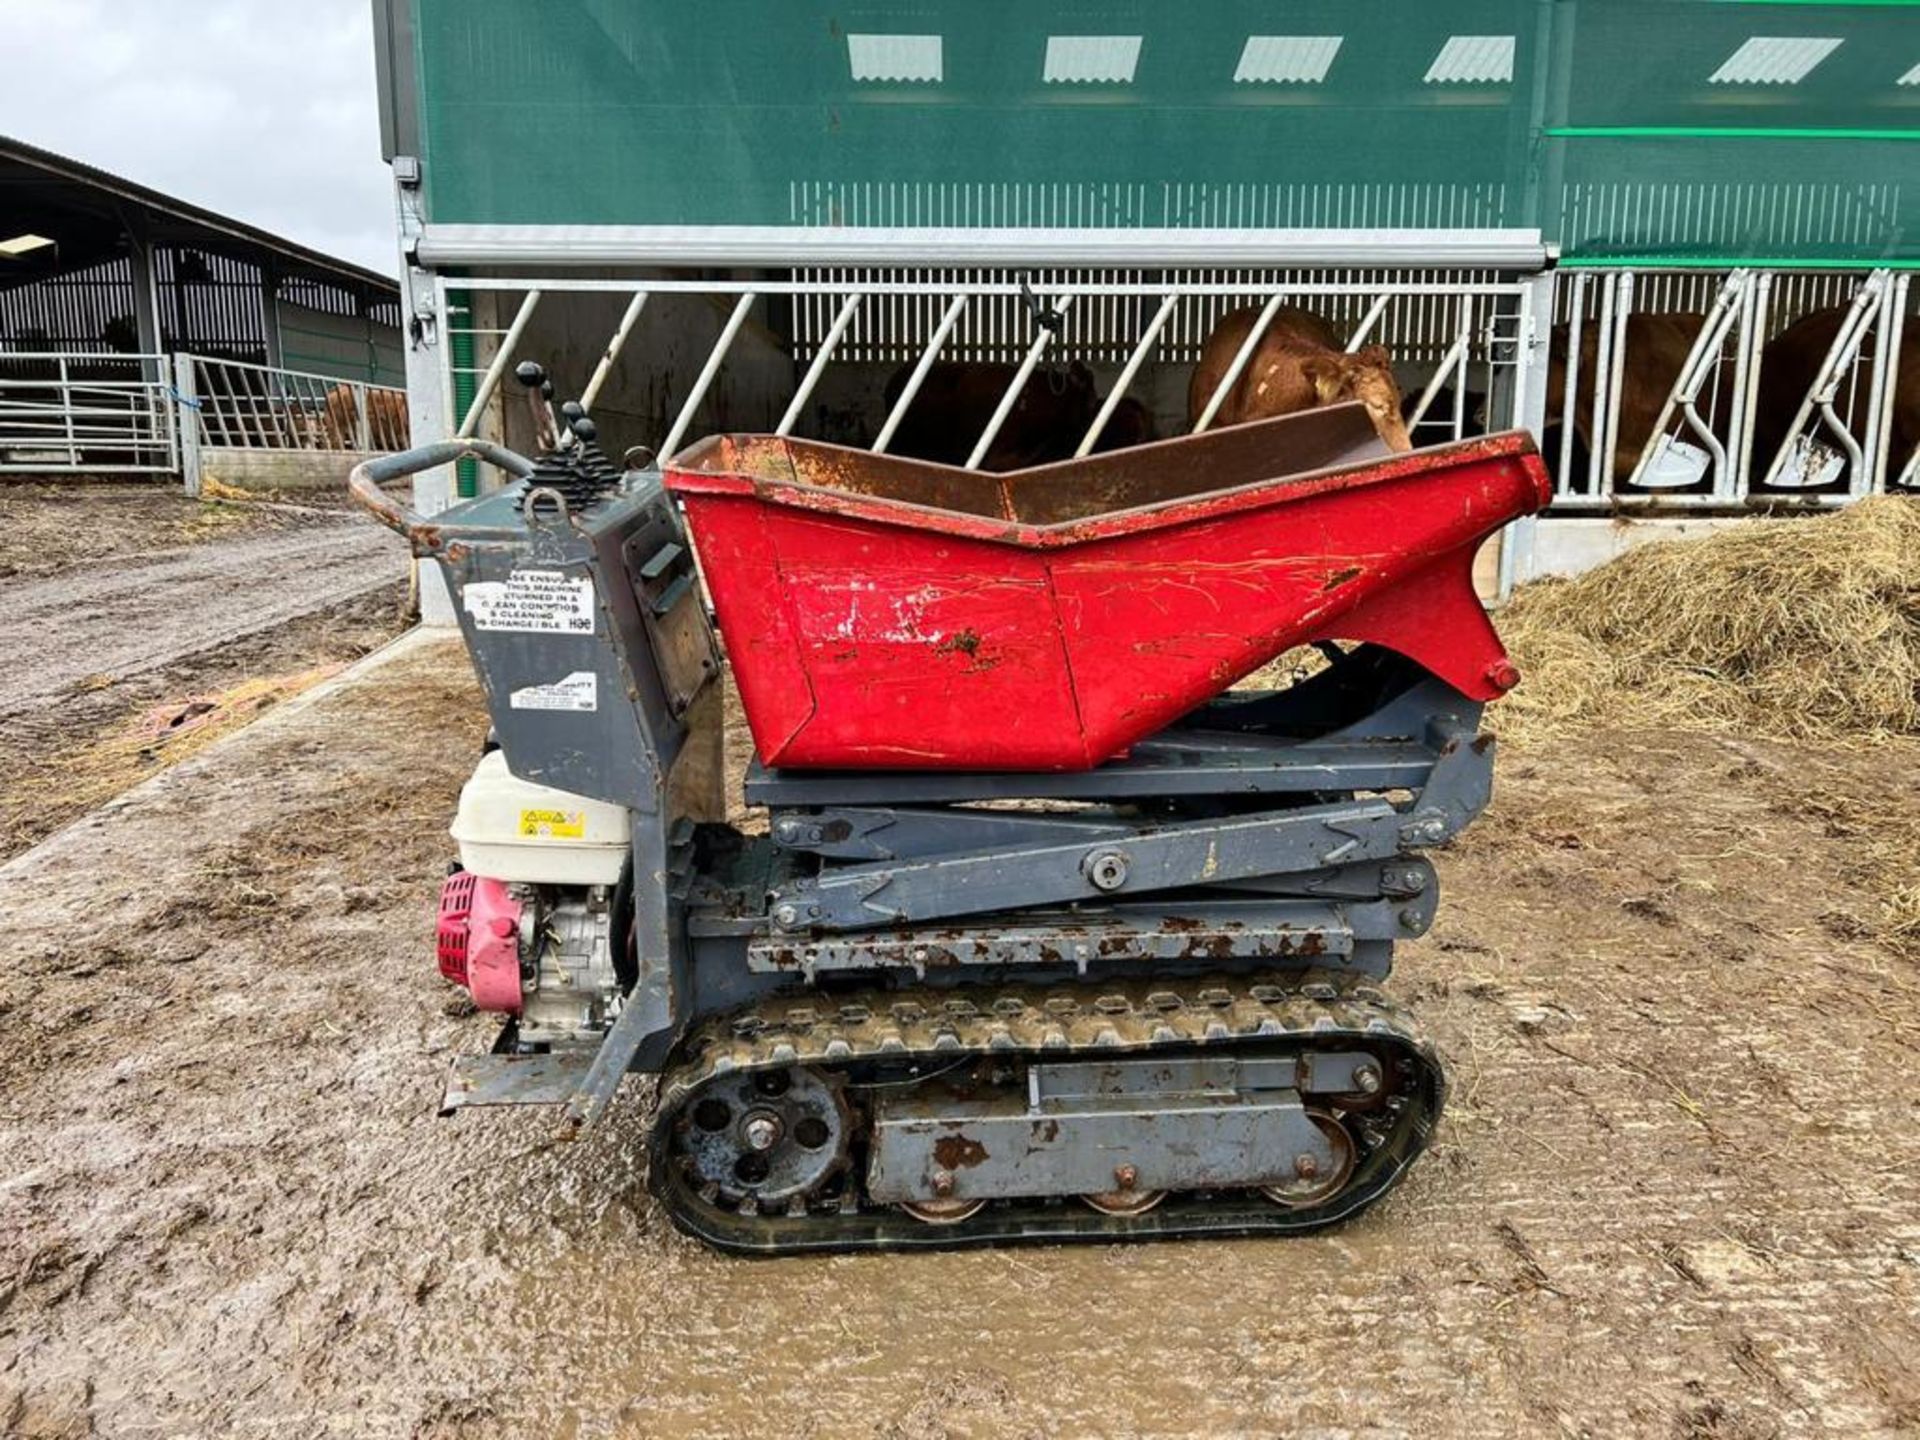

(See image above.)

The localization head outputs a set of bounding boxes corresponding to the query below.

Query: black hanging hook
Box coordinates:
[1017,273,1071,394]
[1017,273,1063,334]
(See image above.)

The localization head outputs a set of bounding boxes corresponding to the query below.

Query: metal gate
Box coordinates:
[0,352,177,474]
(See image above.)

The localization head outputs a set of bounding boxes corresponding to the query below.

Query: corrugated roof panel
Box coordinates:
[847,33,943,84]
[1043,35,1142,84]
[1233,36,1343,85]
[1708,36,1842,85]
[1423,35,1515,85]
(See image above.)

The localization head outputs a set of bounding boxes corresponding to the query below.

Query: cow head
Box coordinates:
[1301,346,1411,452]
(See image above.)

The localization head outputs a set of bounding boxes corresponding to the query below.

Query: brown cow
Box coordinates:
[1188,306,1411,451]
[880,360,1155,470]
[1545,312,1725,488]
[320,384,409,451]
[1751,305,1920,487]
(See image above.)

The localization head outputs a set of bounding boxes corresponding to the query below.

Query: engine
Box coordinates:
[434,750,627,1046]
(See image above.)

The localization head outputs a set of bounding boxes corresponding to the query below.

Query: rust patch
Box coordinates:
[932,1134,989,1170]
[932,627,1002,673]
[1321,564,1363,592]
[1178,935,1241,961]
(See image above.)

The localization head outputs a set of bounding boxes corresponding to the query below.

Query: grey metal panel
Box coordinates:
[1034,1054,1380,1102]
[745,883,1433,978]
[371,0,420,164]
[866,1083,1333,1203]
[413,224,1550,271]
[434,479,717,809]
[744,739,1440,808]
[1221,857,1436,902]
[771,805,1137,862]
[773,798,1407,931]
[1405,723,1496,843]
[1042,1056,1288,1098]
[441,1046,595,1112]
[749,900,1362,977]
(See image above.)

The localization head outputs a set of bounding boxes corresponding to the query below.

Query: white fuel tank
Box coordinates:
[449,750,630,886]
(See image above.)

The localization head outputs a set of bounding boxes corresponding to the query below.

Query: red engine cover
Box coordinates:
[436,870,477,986]
[434,870,524,1013]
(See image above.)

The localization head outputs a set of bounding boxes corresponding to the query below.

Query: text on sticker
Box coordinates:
[464,570,596,634]
[509,671,598,712]
[519,808,586,839]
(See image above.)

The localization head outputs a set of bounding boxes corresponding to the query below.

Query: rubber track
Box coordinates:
[648,970,1446,1255]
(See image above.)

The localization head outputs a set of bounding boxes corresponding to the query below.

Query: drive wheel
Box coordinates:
[674,1066,850,1211]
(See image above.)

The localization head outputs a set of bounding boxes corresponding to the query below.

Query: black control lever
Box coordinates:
[514,360,561,451]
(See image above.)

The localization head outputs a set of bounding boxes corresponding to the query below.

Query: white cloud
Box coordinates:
[0,0,395,275]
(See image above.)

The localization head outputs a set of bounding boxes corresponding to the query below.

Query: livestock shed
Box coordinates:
[0,135,407,489]
[371,0,1920,606]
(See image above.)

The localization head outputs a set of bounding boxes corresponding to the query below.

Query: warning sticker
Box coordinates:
[463,569,595,634]
[509,670,598,713]
[518,808,586,839]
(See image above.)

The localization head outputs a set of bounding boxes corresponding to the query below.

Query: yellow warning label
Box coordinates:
[518,807,586,839]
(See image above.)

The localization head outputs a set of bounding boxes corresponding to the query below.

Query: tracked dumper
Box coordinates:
[351,396,1549,1254]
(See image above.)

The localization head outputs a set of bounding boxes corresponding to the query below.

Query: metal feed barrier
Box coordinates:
[429,267,1547,596]
[172,353,409,495]
[431,264,1918,531]
[437,268,1548,475]
[1549,268,1917,509]
[0,352,177,474]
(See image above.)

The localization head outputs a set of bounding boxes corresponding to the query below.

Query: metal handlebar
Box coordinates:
[346,438,536,551]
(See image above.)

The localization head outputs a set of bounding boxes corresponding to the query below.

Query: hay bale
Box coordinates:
[1497,496,1920,744]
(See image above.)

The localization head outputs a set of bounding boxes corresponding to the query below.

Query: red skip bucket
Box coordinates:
[666,405,1550,772]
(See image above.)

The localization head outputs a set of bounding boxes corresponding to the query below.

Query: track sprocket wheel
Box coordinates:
[674,1065,851,1211]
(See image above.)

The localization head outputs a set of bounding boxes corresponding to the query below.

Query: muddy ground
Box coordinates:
[0,482,411,859]
[0,482,356,583]
[1,634,1916,1437]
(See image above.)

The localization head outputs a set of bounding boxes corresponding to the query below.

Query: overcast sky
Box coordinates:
[0,0,396,275]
